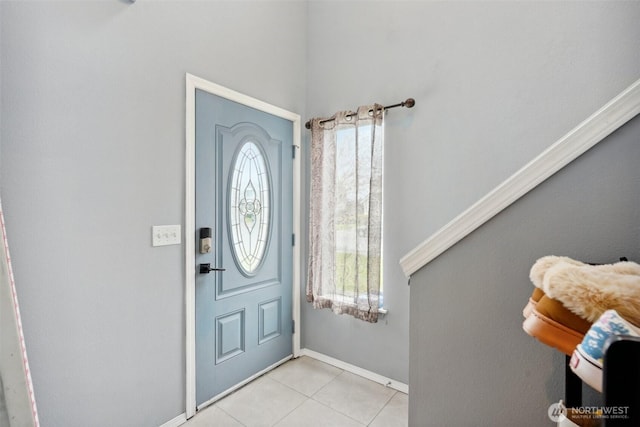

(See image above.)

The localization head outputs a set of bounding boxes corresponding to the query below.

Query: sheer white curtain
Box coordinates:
[306,104,384,323]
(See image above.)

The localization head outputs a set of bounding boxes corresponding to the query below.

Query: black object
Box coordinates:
[199,263,225,274]
[200,228,212,239]
[603,335,640,426]
[304,98,415,129]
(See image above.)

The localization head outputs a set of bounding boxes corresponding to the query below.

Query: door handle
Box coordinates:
[199,263,226,274]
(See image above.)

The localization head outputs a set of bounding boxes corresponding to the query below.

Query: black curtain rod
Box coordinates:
[304,98,415,130]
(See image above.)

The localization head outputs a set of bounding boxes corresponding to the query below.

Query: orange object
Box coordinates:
[522,295,592,356]
[522,287,545,318]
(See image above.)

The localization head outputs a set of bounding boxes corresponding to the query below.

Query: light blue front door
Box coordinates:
[195,88,293,407]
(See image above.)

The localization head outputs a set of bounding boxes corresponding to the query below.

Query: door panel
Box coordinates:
[215,309,245,364]
[195,88,293,407]
[258,297,282,344]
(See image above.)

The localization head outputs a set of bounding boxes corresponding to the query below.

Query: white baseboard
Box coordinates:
[158,413,187,427]
[300,348,409,394]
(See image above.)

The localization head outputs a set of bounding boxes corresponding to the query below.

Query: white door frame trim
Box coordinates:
[184,73,302,419]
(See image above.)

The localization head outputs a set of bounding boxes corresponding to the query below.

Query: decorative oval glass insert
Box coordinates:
[229,141,271,275]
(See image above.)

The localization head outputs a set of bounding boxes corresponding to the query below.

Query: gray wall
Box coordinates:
[303,0,640,386]
[409,115,640,426]
[0,1,305,426]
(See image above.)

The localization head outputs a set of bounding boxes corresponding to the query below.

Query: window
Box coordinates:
[306,105,384,323]
[333,127,383,306]
[229,141,271,276]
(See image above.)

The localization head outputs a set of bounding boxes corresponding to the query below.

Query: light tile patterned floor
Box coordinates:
[184,356,408,427]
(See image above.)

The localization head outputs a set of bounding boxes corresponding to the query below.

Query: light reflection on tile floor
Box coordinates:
[183,356,408,427]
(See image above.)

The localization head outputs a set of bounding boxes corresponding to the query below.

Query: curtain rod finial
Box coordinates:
[403,98,415,108]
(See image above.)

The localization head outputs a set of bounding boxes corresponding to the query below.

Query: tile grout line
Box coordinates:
[268,360,368,425]
[366,390,397,426]
[269,393,309,427]
[308,369,346,398]
[214,404,248,427]
[266,358,345,399]
[308,371,394,426]
[259,373,313,427]
[307,397,368,426]
[255,376,308,427]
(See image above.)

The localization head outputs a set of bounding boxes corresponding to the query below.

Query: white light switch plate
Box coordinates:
[152,225,181,247]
